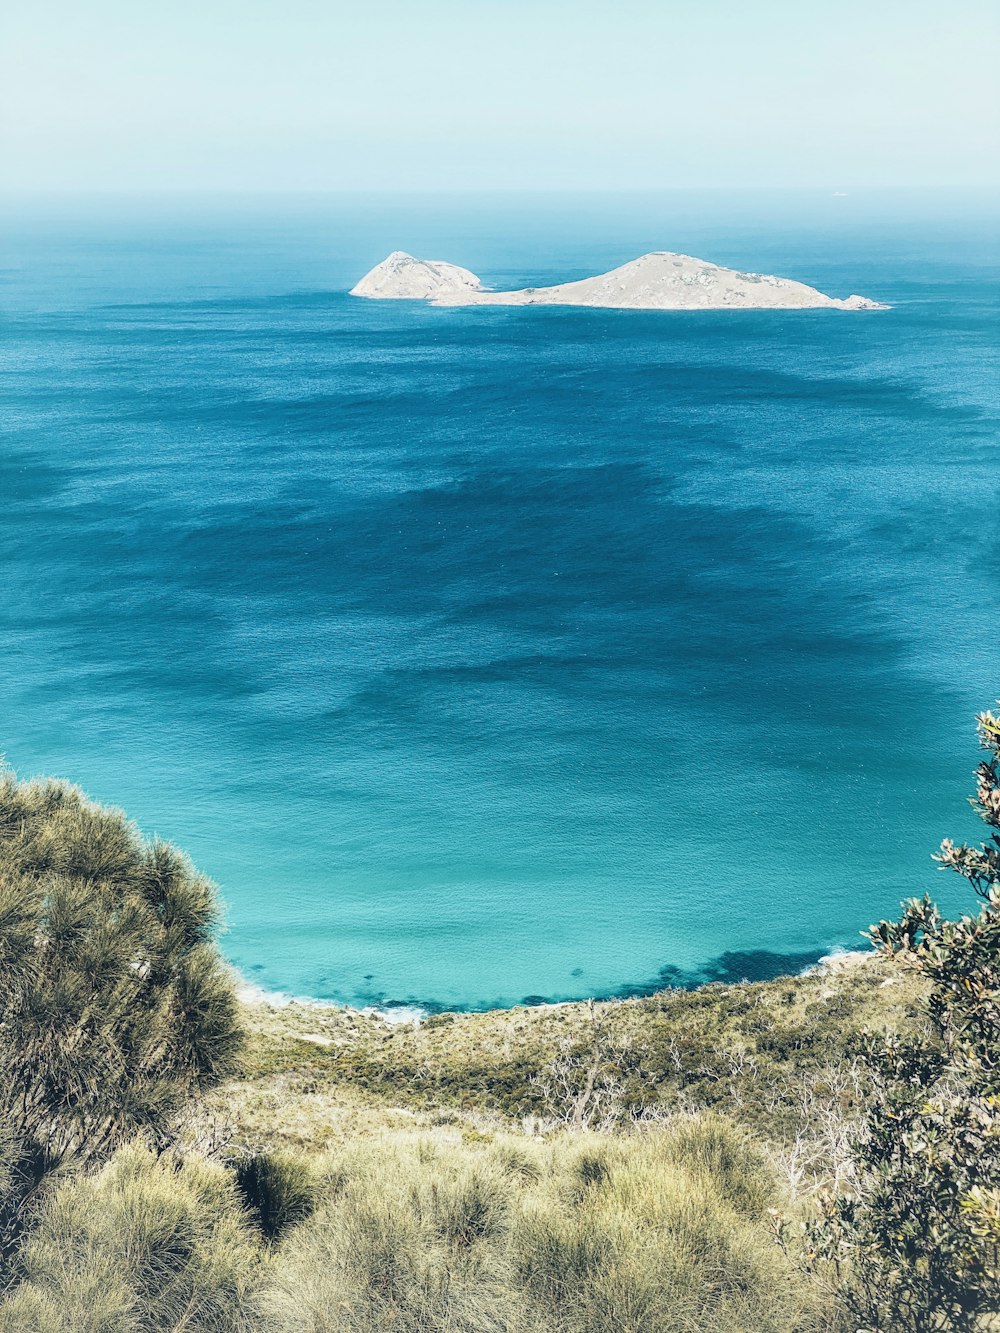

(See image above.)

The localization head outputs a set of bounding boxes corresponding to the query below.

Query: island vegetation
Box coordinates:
[0,705,997,1331]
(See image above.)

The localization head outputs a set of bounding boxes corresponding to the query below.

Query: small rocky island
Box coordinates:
[350,249,887,311]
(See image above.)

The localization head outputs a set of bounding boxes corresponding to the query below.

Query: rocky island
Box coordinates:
[350,249,887,311]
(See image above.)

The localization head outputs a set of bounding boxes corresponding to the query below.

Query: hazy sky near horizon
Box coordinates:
[3,0,998,193]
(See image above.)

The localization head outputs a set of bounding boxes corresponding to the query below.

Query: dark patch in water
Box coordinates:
[597,949,827,998]
[366,947,829,1016]
[696,949,825,986]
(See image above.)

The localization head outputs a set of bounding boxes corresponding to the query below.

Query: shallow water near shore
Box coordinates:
[2,190,998,1009]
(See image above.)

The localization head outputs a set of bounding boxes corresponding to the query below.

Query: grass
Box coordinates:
[3,962,913,1331]
[3,1121,838,1332]
[270,1122,830,1332]
[200,954,924,1160]
[0,1145,260,1332]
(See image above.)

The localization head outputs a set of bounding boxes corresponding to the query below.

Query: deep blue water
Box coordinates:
[2,191,998,1010]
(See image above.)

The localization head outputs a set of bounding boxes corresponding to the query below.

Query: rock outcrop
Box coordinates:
[350,250,886,311]
[349,251,484,300]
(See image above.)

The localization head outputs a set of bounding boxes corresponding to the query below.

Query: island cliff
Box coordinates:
[350,249,887,311]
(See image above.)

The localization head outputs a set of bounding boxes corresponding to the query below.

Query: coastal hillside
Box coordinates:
[222,954,918,1151]
[0,704,998,1330]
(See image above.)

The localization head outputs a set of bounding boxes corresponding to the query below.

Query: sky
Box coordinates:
[2,0,998,192]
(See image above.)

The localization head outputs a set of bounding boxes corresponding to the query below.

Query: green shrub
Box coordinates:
[814,706,1000,1331]
[0,1144,261,1332]
[233,1151,317,1242]
[0,774,242,1256]
[258,1126,823,1333]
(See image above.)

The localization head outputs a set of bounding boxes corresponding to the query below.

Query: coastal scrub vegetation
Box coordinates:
[0,775,241,1261]
[0,704,998,1330]
[810,706,1000,1332]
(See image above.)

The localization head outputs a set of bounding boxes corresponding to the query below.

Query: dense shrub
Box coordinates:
[257,1127,818,1333]
[0,774,242,1254]
[233,1151,317,1241]
[815,707,1000,1331]
[0,1145,260,1332]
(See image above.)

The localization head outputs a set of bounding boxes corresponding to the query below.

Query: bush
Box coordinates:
[815,706,1000,1331]
[233,1151,317,1241]
[0,1144,261,1332]
[0,774,242,1255]
[258,1126,819,1333]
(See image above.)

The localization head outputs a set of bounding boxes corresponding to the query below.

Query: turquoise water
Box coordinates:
[2,191,998,1010]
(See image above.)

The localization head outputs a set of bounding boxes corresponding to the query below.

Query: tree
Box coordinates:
[815,707,1000,1331]
[0,773,242,1258]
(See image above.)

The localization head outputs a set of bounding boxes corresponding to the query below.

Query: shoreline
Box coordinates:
[235,978,429,1026]
[234,946,875,1026]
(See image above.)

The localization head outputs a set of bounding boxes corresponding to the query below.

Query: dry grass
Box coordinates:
[0,1119,842,1332]
[194,956,924,1166]
[258,1119,833,1333]
[0,1145,259,1332]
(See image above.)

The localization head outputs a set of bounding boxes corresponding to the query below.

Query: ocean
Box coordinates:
[2,190,998,1011]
